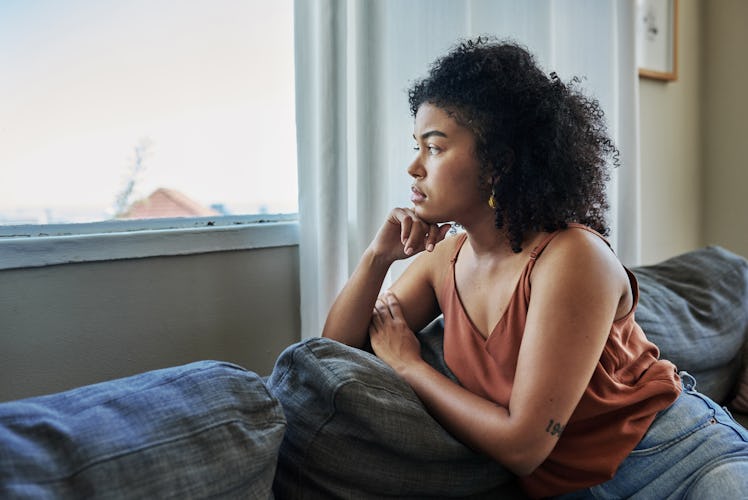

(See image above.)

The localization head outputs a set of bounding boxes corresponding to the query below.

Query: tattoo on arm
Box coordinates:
[545,419,565,438]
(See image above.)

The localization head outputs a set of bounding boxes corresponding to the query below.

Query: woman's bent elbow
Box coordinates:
[491,443,551,477]
[509,460,543,477]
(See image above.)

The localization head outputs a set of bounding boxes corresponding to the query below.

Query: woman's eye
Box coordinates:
[413,144,440,155]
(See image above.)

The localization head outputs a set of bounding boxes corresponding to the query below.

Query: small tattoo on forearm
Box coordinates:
[545,419,565,437]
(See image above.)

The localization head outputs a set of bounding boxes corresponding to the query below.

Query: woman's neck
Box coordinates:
[460,217,542,261]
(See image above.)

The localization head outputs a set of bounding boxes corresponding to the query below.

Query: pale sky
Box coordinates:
[0,0,297,220]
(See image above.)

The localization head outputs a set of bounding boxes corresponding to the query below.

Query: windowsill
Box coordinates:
[0,215,299,271]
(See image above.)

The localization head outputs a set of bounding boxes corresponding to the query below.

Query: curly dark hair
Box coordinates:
[408,37,617,252]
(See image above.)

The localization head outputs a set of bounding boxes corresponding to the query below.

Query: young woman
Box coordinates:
[322,38,748,498]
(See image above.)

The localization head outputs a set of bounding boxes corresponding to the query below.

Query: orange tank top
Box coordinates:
[440,225,681,498]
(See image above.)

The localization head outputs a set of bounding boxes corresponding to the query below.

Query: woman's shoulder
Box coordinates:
[546,224,612,253]
[533,225,625,282]
[530,225,633,319]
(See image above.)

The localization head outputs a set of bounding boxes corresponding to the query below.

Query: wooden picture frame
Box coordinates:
[637,0,678,81]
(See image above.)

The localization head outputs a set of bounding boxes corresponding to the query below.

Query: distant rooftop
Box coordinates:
[118,188,219,220]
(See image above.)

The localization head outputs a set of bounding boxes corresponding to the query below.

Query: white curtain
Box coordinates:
[295,0,640,339]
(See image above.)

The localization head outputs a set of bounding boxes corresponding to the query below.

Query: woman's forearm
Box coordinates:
[399,360,551,476]
[321,247,394,348]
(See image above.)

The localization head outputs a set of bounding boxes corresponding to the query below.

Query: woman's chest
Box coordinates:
[453,258,528,340]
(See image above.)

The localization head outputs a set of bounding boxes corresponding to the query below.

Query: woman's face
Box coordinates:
[408,103,487,225]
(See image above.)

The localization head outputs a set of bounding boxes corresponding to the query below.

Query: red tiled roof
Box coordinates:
[118,188,219,219]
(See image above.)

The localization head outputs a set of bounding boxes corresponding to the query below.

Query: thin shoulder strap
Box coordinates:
[530,231,562,260]
[530,223,612,261]
[449,232,469,263]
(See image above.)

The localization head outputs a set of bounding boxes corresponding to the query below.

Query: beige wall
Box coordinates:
[639,0,748,264]
[639,0,703,265]
[702,0,748,257]
[0,247,300,402]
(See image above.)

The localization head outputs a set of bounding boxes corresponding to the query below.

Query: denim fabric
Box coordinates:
[555,373,748,499]
[267,334,523,499]
[632,246,748,403]
[0,361,286,499]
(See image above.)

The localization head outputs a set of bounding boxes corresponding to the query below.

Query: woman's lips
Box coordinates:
[411,186,426,204]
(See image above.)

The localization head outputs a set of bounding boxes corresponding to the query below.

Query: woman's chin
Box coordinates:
[413,206,447,226]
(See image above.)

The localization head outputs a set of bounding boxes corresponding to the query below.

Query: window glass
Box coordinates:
[0,0,297,225]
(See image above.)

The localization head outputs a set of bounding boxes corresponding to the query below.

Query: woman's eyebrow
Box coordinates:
[413,130,448,141]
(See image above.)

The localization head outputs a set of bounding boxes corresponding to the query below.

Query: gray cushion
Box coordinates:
[0,361,286,499]
[267,335,523,499]
[632,246,748,403]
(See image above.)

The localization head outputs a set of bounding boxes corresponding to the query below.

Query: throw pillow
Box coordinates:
[0,361,286,499]
[632,246,748,404]
[267,336,524,500]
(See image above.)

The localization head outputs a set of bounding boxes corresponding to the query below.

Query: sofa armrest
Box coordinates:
[0,361,285,498]
[632,246,748,404]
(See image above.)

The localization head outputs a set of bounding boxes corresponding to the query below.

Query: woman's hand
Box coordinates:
[370,208,452,263]
[369,291,423,374]
[321,208,446,349]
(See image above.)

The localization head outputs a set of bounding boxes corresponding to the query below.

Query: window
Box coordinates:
[0,0,297,226]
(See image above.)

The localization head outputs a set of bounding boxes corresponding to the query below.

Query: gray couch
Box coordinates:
[0,246,746,499]
[633,246,748,429]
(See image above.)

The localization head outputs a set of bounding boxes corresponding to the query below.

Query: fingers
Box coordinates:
[405,221,449,254]
[372,295,392,322]
[369,298,385,340]
[371,304,382,327]
[369,296,388,337]
[399,210,420,256]
[400,215,413,249]
[372,291,403,322]
[382,291,403,318]
[425,223,452,251]
[394,208,450,255]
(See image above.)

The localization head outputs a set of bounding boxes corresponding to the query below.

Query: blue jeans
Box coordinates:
[556,372,748,499]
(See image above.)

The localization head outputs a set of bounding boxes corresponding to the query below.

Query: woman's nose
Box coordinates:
[407,156,424,178]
